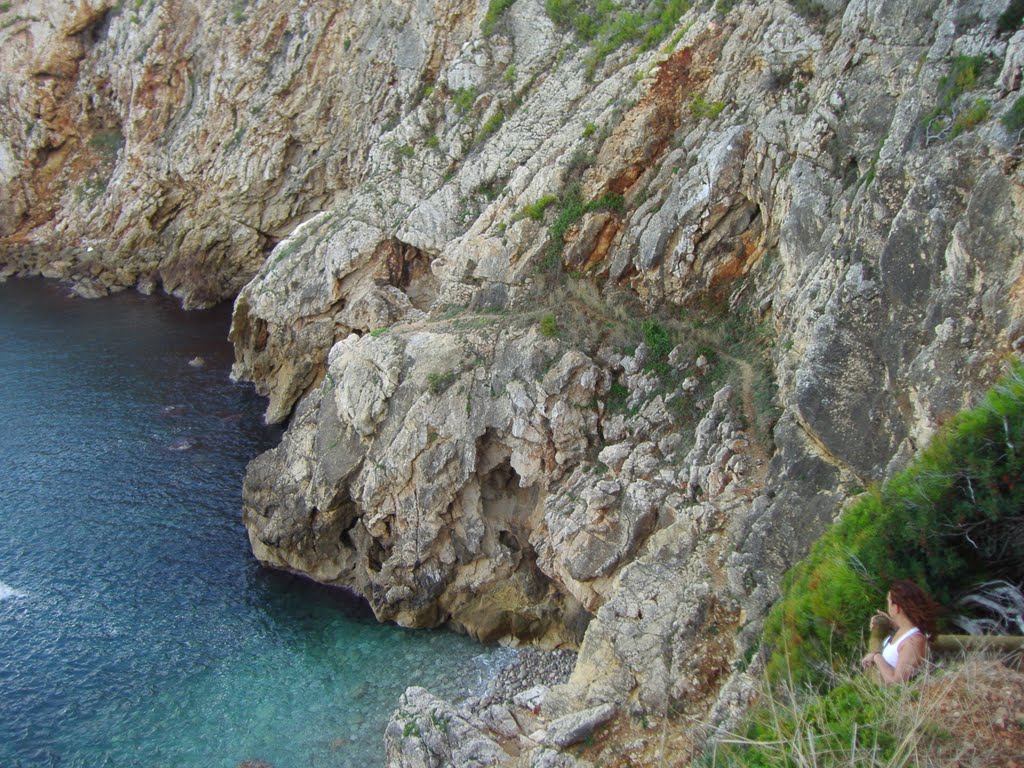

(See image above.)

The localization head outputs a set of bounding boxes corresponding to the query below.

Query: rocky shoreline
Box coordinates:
[474,647,578,709]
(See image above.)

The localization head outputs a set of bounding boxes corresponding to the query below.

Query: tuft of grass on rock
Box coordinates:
[452,86,477,115]
[539,314,559,337]
[427,371,457,395]
[521,195,559,221]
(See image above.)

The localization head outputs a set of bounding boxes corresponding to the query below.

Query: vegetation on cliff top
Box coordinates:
[702,364,1024,765]
[761,363,1024,686]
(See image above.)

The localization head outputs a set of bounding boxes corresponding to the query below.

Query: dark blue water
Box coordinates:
[0,280,498,768]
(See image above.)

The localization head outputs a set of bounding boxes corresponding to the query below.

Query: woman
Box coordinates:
[860,579,939,683]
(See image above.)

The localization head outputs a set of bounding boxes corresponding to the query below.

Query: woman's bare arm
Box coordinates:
[875,633,926,684]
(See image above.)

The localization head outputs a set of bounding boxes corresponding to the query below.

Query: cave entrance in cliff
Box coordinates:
[380,238,438,312]
[477,440,540,558]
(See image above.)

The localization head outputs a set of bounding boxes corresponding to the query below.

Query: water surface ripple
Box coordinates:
[0,280,494,768]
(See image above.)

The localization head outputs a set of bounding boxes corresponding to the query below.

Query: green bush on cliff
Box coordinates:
[641,319,673,377]
[951,97,990,137]
[1002,95,1024,136]
[542,183,624,269]
[543,0,692,77]
[452,86,477,115]
[924,55,989,140]
[482,0,517,34]
[761,363,1024,687]
[998,0,1024,33]
[690,94,726,120]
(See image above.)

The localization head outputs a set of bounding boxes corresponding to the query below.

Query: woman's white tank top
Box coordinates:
[881,626,921,667]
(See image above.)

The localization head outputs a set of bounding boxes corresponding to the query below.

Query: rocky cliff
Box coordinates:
[5,0,1024,764]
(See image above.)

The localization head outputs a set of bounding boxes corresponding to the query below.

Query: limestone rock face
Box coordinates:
[0,0,477,307]
[243,322,602,645]
[7,0,1024,764]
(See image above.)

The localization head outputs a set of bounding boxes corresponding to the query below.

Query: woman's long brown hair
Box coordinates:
[889,579,940,641]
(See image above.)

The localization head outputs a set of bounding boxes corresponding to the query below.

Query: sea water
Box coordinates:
[0,280,498,768]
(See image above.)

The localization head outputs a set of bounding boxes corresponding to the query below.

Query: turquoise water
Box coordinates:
[0,280,497,768]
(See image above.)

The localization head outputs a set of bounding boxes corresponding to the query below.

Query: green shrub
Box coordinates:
[641,319,673,377]
[925,55,987,138]
[482,0,517,34]
[642,0,691,50]
[543,187,624,268]
[452,86,477,115]
[539,314,559,337]
[474,111,505,145]
[544,0,577,29]
[1002,95,1024,135]
[605,381,630,414]
[427,371,457,395]
[402,719,421,738]
[951,97,990,137]
[762,364,1024,687]
[543,0,692,78]
[940,55,986,105]
[588,10,643,66]
[690,94,726,120]
[521,195,559,221]
[998,0,1024,33]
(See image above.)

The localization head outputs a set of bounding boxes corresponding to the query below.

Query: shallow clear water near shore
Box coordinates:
[0,279,495,768]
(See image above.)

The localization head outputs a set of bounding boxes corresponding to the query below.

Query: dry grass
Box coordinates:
[701,652,1024,768]
[913,656,1024,768]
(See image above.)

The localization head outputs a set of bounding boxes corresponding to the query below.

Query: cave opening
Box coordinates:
[379,238,438,312]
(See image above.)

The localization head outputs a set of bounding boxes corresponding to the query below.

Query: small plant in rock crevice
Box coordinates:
[690,94,726,120]
[923,55,989,144]
[427,370,457,395]
[951,97,990,137]
[474,111,505,145]
[539,313,559,337]
[520,195,559,221]
[541,183,624,269]
[1002,95,1024,139]
[452,86,477,115]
